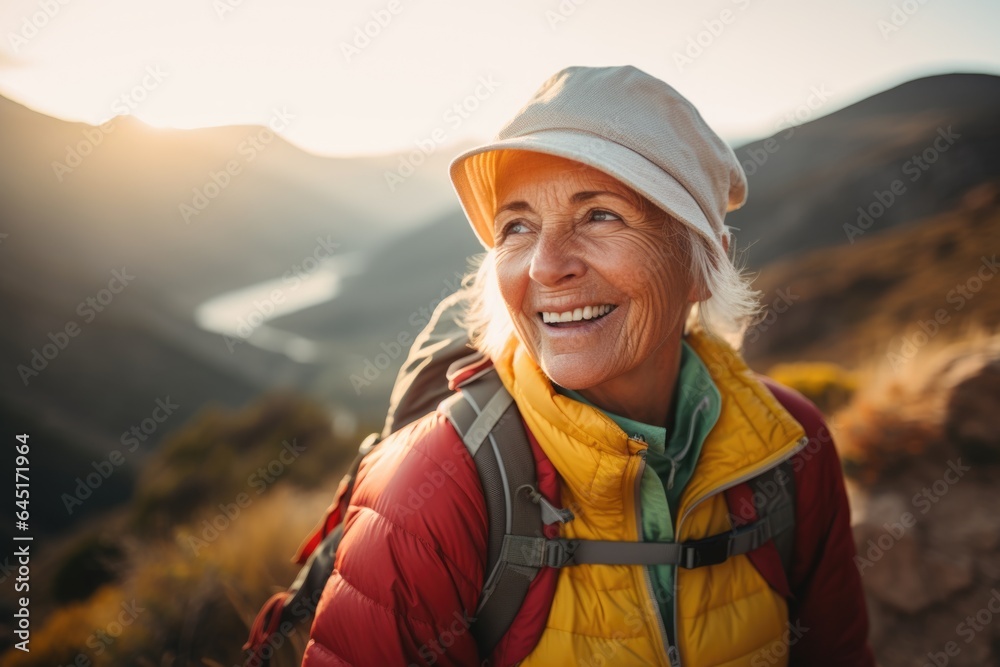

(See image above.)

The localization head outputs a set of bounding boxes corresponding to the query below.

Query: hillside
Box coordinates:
[743,181,1000,370]
[0,94,459,537]
[2,72,1000,540]
[729,73,1000,267]
[3,72,1000,667]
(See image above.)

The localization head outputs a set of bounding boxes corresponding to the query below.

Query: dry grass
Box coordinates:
[6,180,999,663]
[1,392,359,667]
[831,329,1000,483]
[744,182,1000,371]
[4,485,330,667]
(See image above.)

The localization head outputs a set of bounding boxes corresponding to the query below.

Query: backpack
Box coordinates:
[243,291,797,666]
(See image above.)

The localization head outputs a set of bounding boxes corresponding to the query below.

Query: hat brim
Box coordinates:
[449,128,722,252]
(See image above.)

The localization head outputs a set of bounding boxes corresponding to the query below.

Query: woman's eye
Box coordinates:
[501,221,528,237]
[590,209,623,223]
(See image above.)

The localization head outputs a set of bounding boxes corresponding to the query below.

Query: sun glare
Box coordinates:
[0,0,998,156]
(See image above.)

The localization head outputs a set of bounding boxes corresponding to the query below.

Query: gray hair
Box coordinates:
[455,220,761,361]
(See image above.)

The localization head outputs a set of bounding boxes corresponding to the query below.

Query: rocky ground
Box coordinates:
[845,354,1000,666]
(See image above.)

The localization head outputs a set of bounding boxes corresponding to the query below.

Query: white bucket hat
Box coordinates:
[449,65,747,254]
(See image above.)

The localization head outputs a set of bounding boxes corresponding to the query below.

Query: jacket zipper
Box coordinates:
[669,434,810,666]
[632,443,678,667]
[665,396,709,491]
[629,394,707,666]
[640,392,708,667]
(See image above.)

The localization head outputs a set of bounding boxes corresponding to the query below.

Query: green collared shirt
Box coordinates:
[554,338,721,641]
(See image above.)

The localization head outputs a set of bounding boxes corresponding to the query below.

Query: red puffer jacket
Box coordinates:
[301,374,875,666]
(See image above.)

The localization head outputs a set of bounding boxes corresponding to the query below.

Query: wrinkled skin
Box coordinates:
[492,151,707,426]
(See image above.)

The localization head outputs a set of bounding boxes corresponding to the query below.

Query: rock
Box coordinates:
[860,529,931,613]
[977,550,1000,580]
[854,494,932,614]
[923,548,975,601]
[945,359,1000,464]
[926,483,1000,553]
[853,490,976,613]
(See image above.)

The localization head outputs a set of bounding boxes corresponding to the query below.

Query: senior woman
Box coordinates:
[302,66,874,667]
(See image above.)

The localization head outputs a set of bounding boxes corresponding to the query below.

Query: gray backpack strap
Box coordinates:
[533,499,795,569]
[440,368,545,661]
[543,460,796,572]
[438,366,798,659]
[750,459,796,583]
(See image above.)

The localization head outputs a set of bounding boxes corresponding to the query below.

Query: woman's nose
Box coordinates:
[528,233,587,287]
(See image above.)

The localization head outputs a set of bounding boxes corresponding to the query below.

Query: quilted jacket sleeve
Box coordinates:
[301,411,488,667]
[764,379,877,667]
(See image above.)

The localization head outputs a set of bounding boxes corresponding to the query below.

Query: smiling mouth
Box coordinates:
[539,304,618,327]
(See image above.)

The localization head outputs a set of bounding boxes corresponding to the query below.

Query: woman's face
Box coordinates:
[493,151,703,392]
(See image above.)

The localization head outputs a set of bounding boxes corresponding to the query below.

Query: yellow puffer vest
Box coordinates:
[491,329,808,667]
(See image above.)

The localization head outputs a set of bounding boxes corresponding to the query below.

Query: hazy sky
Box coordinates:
[1,0,998,156]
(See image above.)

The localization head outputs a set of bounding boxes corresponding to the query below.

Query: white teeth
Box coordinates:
[541,304,615,323]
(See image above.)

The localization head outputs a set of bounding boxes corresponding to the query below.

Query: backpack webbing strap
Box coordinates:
[531,500,795,569]
[441,369,543,661]
[751,459,796,578]
[462,387,514,458]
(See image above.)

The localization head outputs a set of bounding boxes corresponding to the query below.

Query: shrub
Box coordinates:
[767,361,857,414]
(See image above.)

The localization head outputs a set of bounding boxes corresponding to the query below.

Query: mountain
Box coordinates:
[742,180,1000,370]
[728,73,1000,267]
[2,72,999,538]
[0,94,460,538]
